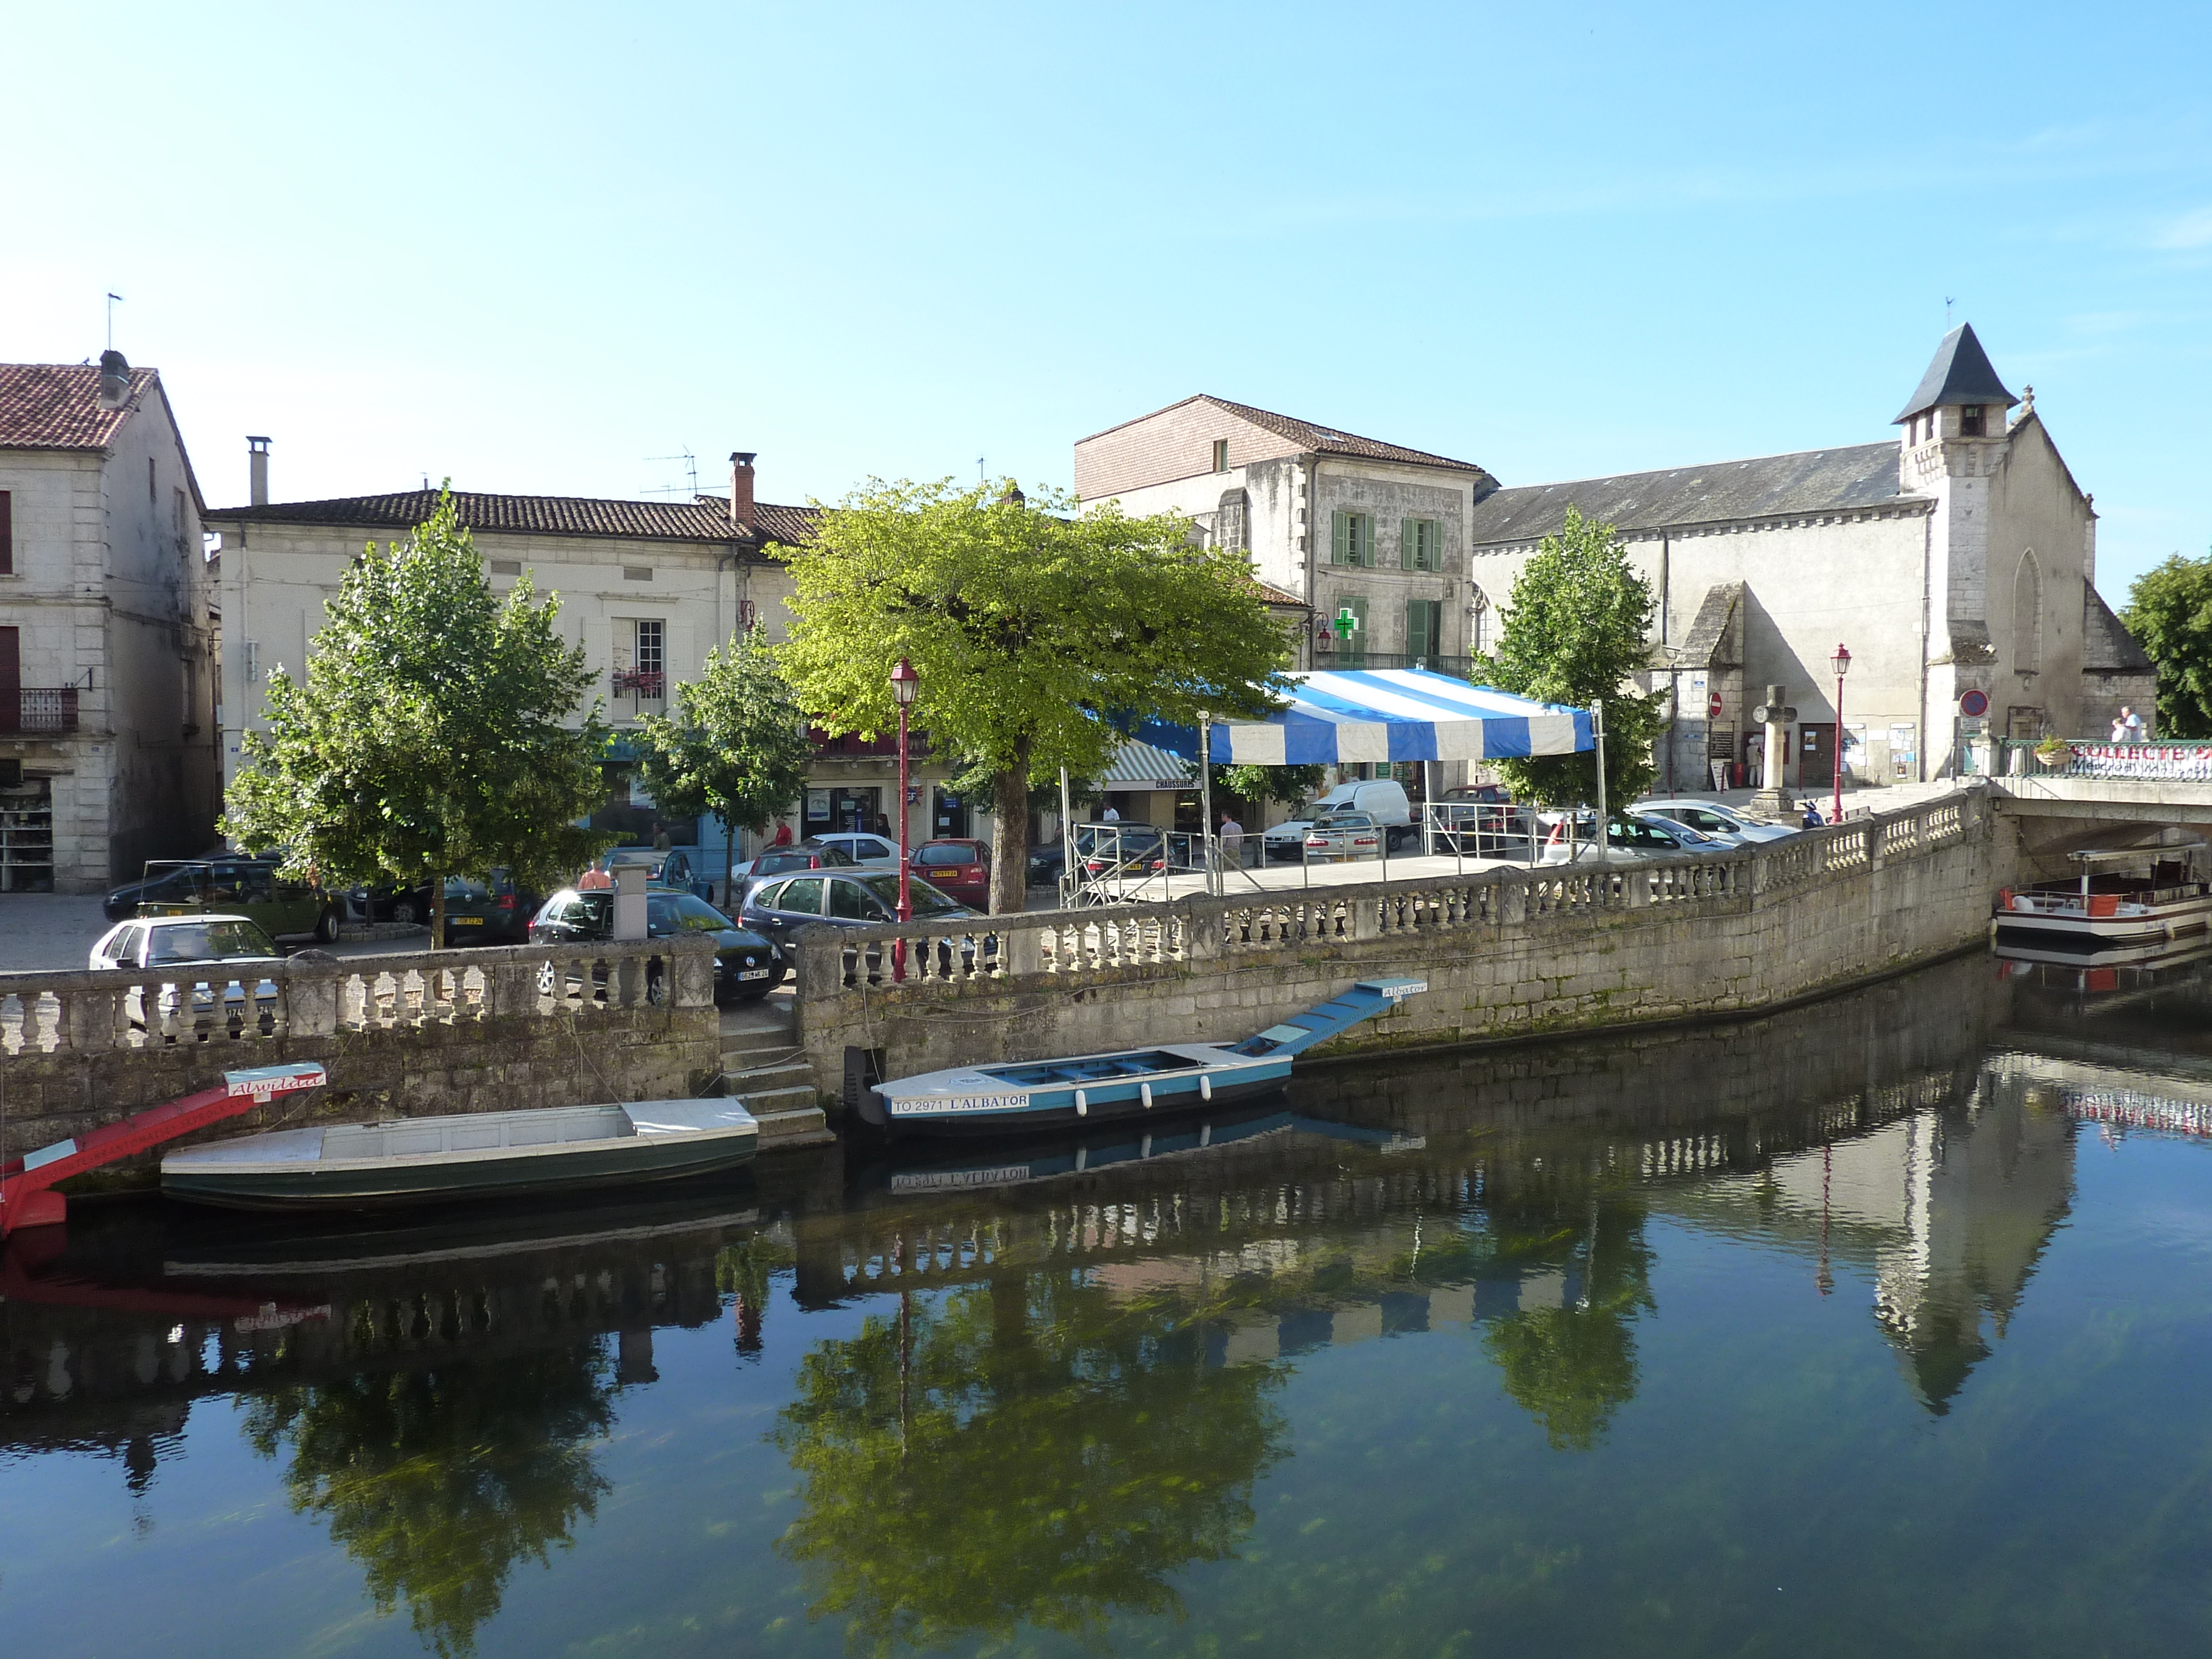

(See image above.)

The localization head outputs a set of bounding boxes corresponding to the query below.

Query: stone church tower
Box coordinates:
[1897,323,2095,745]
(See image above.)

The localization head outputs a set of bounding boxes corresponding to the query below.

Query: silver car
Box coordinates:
[90,914,284,1030]
[1541,812,1736,863]
[1628,799,1798,845]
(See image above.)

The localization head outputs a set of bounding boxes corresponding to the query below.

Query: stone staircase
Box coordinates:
[717,1034,834,1151]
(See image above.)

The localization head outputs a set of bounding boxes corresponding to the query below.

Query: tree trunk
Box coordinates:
[990,739,1031,916]
[429,868,446,950]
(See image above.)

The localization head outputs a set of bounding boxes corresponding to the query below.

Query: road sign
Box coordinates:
[1959,689,1989,717]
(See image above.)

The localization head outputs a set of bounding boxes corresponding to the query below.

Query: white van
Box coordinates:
[1315,779,1415,850]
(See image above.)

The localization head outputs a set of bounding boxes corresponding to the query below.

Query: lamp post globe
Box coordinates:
[1829,645,1850,828]
[889,658,919,924]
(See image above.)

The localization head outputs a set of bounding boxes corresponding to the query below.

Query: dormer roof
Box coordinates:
[1894,323,2017,424]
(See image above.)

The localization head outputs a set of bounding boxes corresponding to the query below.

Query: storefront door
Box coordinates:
[1798,723,1835,789]
[931,790,970,839]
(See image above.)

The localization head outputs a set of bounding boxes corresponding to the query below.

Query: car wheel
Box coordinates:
[392,897,421,927]
[646,965,668,1006]
[537,962,558,997]
[315,906,341,943]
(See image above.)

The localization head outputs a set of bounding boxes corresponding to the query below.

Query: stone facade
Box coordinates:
[791,788,2006,1105]
[0,360,219,891]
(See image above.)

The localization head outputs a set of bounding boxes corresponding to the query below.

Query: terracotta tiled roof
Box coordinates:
[0,362,158,450]
[205,488,820,548]
[1245,575,1309,609]
[1081,394,1489,477]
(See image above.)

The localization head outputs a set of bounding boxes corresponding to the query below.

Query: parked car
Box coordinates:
[1077,823,1168,879]
[912,838,992,907]
[739,869,988,976]
[1430,800,1540,857]
[89,914,284,1030]
[443,870,541,945]
[806,831,902,868]
[126,858,341,944]
[101,846,236,921]
[1627,799,1799,846]
[586,846,712,899]
[1441,782,1513,805]
[1027,843,1067,887]
[528,885,780,1004]
[728,843,859,890]
[1304,811,1384,859]
[1540,811,1736,863]
[1263,817,1319,861]
[349,879,435,926]
[1313,780,1417,850]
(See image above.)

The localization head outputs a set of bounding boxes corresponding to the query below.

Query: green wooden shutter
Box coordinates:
[1358,514,1374,567]
[1331,511,1348,566]
[1399,517,1415,571]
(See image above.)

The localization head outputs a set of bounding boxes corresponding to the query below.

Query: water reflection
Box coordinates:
[243,1346,615,1657]
[11,949,2210,1657]
[773,1269,1289,1653]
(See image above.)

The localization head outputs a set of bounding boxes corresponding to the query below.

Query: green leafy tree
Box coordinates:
[1216,762,1327,809]
[776,480,1290,913]
[2122,550,2212,737]
[242,1347,616,1657]
[1487,506,1667,807]
[223,495,609,943]
[631,624,811,856]
[773,1270,1288,1654]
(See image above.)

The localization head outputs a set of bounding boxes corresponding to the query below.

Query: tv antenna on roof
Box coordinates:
[977,456,986,484]
[106,292,123,350]
[1945,295,1956,325]
[643,448,699,498]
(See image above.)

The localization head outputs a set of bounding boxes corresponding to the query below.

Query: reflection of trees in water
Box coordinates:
[774,1269,1289,1655]
[242,1344,616,1658]
[716,1236,793,1361]
[1481,1196,1654,1451]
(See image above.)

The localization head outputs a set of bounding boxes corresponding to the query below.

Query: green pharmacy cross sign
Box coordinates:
[1332,608,1360,645]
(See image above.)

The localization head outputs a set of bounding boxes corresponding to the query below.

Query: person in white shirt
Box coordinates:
[2119,706,2145,742]
[1217,813,1245,865]
[1100,802,1120,822]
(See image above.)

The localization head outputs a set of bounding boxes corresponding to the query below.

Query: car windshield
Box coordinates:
[648,894,734,934]
[148,920,277,963]
[854,871,968,918]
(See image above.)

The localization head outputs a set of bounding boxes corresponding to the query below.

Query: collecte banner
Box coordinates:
[2064,743,2212,780]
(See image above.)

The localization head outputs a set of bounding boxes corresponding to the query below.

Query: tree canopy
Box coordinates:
[223,495,609,940]
[1486,505,1667,806]
[776,480,1292,911]
[2122,550,2212,738]
[630,623,810,844]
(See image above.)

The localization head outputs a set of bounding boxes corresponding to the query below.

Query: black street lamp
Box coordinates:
[1829,643,1852,827]
[890,657,920,923]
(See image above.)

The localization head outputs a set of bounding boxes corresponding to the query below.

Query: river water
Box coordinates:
[5,948,2212,1657]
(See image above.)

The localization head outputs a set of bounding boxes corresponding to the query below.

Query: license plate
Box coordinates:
[454,916,483,925]
[737,968,771,980]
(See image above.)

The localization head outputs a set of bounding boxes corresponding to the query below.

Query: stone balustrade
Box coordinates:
[0,937,715,1060]
[790,786,2002,1101]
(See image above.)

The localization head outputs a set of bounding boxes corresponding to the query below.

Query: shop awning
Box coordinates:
[1099,737,1196,786]
[1144,668,1594,766]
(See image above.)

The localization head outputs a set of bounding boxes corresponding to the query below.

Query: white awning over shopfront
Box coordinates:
[1144,668,1594,766]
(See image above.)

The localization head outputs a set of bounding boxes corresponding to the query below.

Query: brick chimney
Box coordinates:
[729,451,757,532]
[247,435,272,506]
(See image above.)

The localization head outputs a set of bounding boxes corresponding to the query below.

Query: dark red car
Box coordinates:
[912,839,991,907]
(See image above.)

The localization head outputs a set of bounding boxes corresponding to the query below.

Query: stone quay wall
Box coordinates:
[792,786,2008,1105]
[0,938,720,1169]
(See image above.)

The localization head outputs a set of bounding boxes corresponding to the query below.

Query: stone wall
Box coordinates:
[793,788,2008,1107]
[0,938,720,1170]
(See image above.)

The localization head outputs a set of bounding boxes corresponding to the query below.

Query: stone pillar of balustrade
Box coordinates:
[1500,876,1528,928]
[284,957,341,1037]
[1004,922,1044,977]
[488,950,539,1019]
[59,982,116,1053]
[668,937,716,1008]
[1183,899,1222,963]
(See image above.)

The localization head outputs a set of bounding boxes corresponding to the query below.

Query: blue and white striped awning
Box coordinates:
[1145,669,1594,766]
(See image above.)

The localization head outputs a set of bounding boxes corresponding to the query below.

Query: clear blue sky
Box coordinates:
[6,3,2207,604]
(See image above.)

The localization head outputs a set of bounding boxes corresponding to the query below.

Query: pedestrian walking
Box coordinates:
[1218,811,1245,866]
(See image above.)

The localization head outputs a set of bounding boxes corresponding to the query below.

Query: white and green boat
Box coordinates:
[161,1099,760,1212]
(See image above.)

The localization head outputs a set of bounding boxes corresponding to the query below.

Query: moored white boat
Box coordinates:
[161,1099,760,1211]
[863,977,1426,1137]
[1994,843,2211,947]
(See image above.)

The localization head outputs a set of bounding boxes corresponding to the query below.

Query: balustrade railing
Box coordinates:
[793,786,1985,1001]
[0,937,711,1059]
[1996,737,2212,782]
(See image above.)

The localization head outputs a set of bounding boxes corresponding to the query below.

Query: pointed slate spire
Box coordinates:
[1894,323,2017,424]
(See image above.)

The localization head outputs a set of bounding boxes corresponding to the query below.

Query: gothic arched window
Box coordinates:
[1216,489,1249,552]
[2012,550,2042,674]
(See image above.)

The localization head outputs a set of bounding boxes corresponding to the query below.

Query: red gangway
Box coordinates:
[0,1062,327,1236]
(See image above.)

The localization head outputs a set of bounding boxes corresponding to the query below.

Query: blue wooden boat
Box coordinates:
[861,977,1426,1136]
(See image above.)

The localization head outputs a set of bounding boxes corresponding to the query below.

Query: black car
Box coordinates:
[443,870,542,945]
[1026,843,1066,886]
[528,885,780,1004]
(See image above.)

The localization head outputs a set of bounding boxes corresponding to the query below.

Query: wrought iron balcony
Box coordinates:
[0,688,78,735]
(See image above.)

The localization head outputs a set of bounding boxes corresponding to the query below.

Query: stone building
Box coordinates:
[205,451,990,874]
[1463,324,2149,790]
[1074,395,1497,674]
[0,355,218,891]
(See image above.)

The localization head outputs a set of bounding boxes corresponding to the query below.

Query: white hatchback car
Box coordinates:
[1627,799,1798,845]
[730,831,900,887]
[90,914,285,1030]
